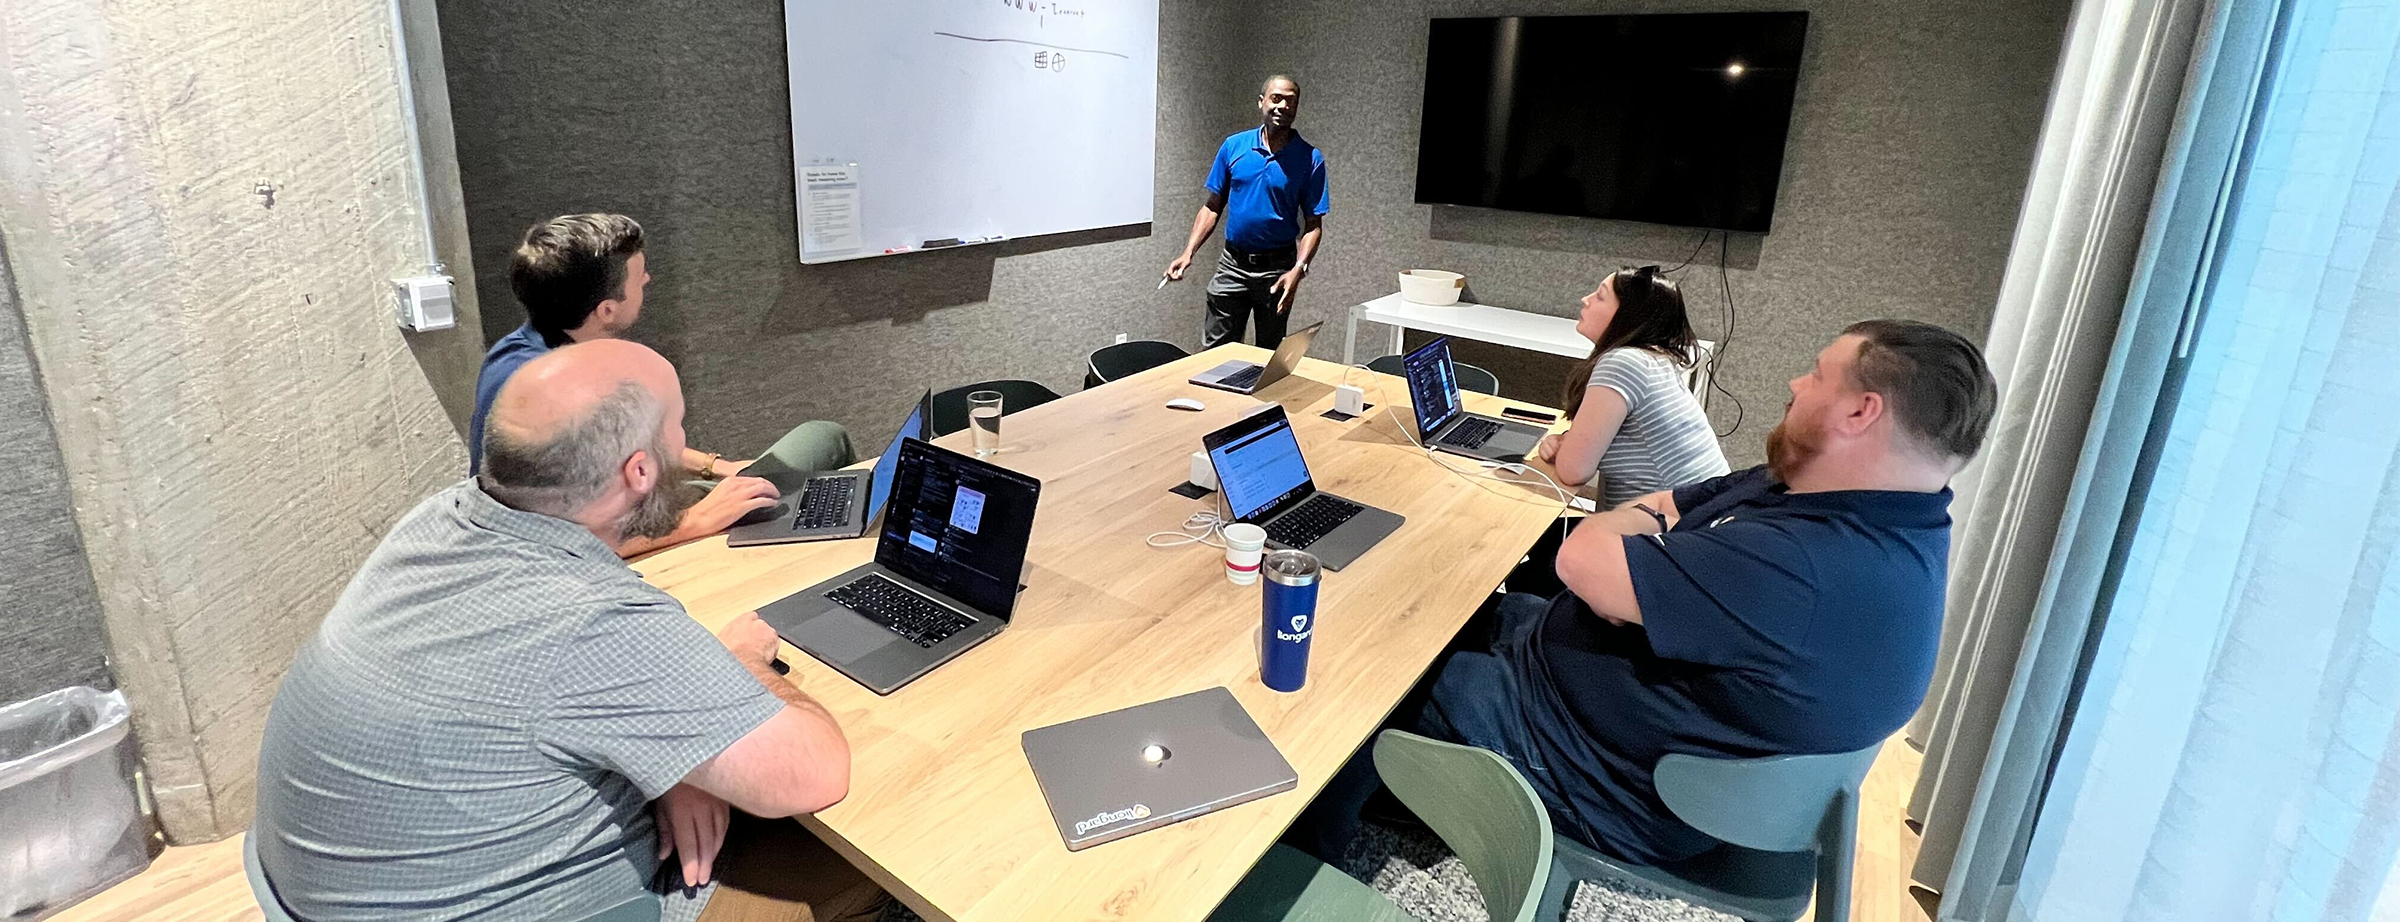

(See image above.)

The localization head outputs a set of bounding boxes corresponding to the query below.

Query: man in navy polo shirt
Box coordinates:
[1161,75,1328,349]
[1293,319,1997,867]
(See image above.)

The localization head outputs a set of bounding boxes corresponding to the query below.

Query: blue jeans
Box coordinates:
[1286,592,1591,863]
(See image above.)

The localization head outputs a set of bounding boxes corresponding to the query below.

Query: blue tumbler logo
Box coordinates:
[1262,550,1320,693]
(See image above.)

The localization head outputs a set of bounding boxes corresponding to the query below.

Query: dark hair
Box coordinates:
[1563,267,1700,416]
[509,214,645,345]
[1840,319,1998,462]
[1261,74,1299,95]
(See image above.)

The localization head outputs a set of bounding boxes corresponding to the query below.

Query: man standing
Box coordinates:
[256,340,882,922]
[470,213,854,556]
[1162,75,1328,349]
[1293,320,1999,867]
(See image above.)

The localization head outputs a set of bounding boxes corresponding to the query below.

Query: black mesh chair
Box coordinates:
[1366,354,1500,395]
[1084,340,1191,389]
[930,380,1063,437]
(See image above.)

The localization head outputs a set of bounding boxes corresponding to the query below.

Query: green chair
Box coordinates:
[1207,730,1554,922]
[1534,742,1881,922]
[245,830,662,922]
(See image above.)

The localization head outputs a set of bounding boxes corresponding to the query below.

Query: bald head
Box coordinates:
[479,340,688,524]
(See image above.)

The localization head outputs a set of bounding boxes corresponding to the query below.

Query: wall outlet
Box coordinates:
[1114,332,1129,345]
[393,274,455,332]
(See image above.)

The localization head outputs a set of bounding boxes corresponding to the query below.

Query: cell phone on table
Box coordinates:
[1501,406,1560,424]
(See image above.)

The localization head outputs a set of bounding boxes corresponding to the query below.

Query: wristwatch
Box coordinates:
[694,452,722,478]
[1632,502,1670,535]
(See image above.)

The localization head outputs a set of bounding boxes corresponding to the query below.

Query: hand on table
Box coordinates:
[655,783,731,887]
[679,475,780,537]
[1536,433,1563,463]
[715,611,781,672]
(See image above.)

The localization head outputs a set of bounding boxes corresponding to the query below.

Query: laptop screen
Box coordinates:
[1204,406,1315,522]
[1401,337,1464,439]
[865,391,932,521]
[875,440,1042,619]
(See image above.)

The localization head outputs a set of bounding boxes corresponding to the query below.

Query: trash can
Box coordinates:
[0,687,157,920]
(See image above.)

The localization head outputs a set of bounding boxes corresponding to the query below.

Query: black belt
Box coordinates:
[1225,245,1297,269]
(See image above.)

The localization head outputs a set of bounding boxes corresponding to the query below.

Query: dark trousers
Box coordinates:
[1202,245,1296,349]
[1284,592,1595,864]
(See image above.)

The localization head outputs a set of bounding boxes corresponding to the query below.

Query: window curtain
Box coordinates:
[1904,0,2244,913]
[2008,0,2400,919]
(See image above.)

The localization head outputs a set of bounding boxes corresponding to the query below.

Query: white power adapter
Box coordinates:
[1189,450,1218,490]
[1334,384,1366,416]
[394,274,456,332]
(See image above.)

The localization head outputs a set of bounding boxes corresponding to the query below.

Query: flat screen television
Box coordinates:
[1413,12,1809,233]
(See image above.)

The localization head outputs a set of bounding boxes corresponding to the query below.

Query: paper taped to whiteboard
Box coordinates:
[800,164,863,256]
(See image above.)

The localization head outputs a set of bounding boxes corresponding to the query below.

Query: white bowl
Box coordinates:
[1398,269,1465,305]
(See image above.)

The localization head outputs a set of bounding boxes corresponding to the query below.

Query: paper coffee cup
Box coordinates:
[1223,524,1267,585]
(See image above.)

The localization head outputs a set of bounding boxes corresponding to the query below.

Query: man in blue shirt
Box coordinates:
[471,214,854,558]
[1162,75,1328,349]
[1294,320,1997,867]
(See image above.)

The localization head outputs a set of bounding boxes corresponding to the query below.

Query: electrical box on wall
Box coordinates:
[394,274,455,332]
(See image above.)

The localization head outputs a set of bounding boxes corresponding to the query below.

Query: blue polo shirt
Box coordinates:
[467,323,561,475]
[1515,465,1952,864]
[1205,128,1329,251]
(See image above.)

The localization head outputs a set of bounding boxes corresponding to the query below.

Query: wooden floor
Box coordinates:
[43,738,1936,922]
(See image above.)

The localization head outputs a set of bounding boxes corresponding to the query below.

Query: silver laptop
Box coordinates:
[1023,686,1298,851]
[1188,321,1324,394]
[1201,404,1403,571]
[757,439,1042,695]
[1402,337,1545,463]
[727,390,932,547]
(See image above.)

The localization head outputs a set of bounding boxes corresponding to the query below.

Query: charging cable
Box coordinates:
[1146,509,1230,549]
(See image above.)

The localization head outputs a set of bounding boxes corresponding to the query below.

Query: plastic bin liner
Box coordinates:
[0,687,154,920]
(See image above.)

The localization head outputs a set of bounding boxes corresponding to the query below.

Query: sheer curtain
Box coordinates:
[2010,1,2400,919]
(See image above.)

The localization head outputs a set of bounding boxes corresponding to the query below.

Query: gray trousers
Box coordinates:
[1203,245,1297,349]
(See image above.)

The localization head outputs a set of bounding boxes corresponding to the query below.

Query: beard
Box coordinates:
[1765,407,1824,484]
[618,439,696,540]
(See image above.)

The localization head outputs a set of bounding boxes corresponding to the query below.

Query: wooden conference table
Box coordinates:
[636,345,1575,922]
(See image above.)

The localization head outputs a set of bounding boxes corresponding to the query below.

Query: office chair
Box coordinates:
[1534,742,1882,922]
[930,380,1062,437]
[1085,340,1191,389]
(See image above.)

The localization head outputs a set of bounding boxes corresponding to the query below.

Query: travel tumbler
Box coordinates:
[1261,550,1321,693]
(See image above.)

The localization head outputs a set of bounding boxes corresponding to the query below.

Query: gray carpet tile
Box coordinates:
[875,820,1741,922]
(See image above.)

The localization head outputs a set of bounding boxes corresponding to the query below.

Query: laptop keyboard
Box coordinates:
[1219,364,1265,389]
[1265,494,1365,550]
[792,476,856,531]
[826,573,974,647]
[1438,416,1503,450]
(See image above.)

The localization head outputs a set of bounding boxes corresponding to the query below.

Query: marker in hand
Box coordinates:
[1156,275,1171,291]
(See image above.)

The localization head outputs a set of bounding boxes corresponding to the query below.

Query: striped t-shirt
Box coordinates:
[1585,348,1731,506]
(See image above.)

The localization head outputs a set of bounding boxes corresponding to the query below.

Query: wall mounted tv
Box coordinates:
[1413,11,1809,233]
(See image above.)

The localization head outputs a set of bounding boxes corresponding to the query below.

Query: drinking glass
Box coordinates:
[968,390,1003,457]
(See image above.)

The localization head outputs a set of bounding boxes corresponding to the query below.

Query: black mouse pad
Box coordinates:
[1321,404,1375,422]
[1169,481,1215,499]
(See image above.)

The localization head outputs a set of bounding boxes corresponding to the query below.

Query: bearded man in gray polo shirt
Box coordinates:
[254,339,874,921]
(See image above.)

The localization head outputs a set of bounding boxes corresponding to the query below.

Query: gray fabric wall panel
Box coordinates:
[0,234,109,705]
[436,0,1262,455]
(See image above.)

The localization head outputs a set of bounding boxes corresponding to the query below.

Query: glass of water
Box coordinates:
[967,390,1003,457]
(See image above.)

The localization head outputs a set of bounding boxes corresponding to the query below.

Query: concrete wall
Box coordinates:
[436,0,1265,454]
[0,0,484,841]
[0,233,110,706]
[1266,0,2071,466]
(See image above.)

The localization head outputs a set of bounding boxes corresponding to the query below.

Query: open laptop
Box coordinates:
[757,439,1042,694]
[1201,404,1403,571]
[1188,321,1323,394]
[1402,337,1546,463]
[727,390,933,547]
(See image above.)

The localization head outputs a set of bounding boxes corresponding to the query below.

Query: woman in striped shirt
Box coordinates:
[1536,266,1730,506]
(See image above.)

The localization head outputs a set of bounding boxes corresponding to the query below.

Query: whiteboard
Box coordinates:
[785,0,1159,264]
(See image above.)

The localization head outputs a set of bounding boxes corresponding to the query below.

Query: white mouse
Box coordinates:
[1165,397,1206,412]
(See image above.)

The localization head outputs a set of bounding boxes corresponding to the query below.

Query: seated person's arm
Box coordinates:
[681,613,851,817]
[1580,490,1682,537]
[1545,386,1630,487]
[1556,519,1643,625]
